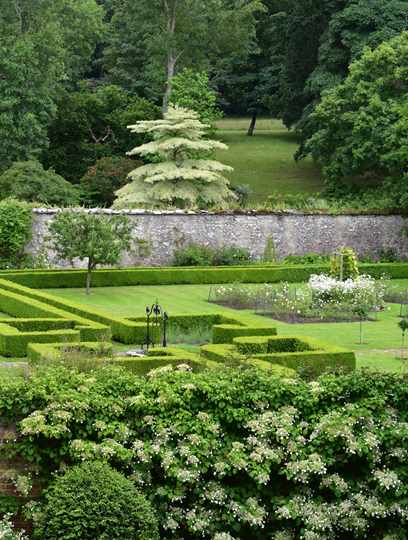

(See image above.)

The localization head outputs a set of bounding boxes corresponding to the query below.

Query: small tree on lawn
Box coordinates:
[48,211,132,294]
[398,319,408,360]
[114,106,236,209]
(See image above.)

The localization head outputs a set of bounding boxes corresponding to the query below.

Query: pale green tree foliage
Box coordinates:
[115,107,236,209]
[170,69,222,126]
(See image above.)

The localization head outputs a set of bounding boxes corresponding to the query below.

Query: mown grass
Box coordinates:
[47,281,408,372]
[215,117,323,202]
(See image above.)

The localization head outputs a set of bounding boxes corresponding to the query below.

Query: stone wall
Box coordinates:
[30,209,408,267]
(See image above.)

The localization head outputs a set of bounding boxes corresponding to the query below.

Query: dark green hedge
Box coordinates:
[1,262,407,289]
[202,334,356,376]
[27,342,114,363]
[213,324,277,344]
[0,323,80,357]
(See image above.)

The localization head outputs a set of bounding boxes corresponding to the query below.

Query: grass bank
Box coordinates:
[215,118,323,202]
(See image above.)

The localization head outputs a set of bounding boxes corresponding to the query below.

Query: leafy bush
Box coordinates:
[47,211,133,293]
[0,199,32,268]
[0,515,28,540]
[309,273,386,312]
[80,156,139,207]
[173,244,215,266]
[330,247,359,280]
[34,461,159,540]
[173,244,251,266]
[2,366,407,539]
[0,161,80,206]
[283,253,331,265]
[213,246,251,266]
[170,68,222,126]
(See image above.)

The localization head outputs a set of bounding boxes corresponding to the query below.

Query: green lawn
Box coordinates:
[46,282,408,373]
[215,118,323,202]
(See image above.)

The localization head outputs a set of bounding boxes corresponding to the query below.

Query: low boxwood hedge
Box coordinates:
[0,262,406,289]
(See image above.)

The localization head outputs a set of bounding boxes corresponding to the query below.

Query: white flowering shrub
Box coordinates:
[1,366,407,539]
[0,516,28,540]
[213,276,386,320]
[309,273,386,312]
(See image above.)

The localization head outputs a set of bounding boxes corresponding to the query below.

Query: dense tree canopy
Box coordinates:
[0,0,406,208]
[0,0,104,171]
[302,32,408,205]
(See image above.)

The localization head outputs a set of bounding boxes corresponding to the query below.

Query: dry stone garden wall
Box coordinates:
[30,209,408,267]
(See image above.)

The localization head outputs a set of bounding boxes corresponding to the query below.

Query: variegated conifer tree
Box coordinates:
[114,107,236,209]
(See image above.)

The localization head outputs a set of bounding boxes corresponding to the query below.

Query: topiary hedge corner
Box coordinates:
[201,334,356,376]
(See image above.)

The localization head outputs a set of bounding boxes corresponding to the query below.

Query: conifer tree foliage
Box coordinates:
[115,107,236,209]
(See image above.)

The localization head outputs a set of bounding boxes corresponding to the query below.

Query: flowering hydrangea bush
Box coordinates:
[0,516,28,540]
[1,365,407,539]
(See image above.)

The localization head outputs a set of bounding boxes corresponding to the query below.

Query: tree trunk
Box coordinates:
[162,0,178,113]
[163,53,177,113]
[247,110,257,136]
[86,261,92,295]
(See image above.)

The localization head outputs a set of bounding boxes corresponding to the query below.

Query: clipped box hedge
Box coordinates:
[212,324,277,344]
[27,342,114,363]
[201,334,356,376]
[0,323,80,357]
[27,342,203,375]
[0,262,406,289]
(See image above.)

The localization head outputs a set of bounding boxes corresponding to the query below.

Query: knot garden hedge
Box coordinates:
[1,263,395,375]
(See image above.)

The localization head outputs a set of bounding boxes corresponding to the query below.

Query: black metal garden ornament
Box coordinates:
[144,300,169,351]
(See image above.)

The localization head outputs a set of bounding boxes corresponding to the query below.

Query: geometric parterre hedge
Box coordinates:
[0,268,358,373]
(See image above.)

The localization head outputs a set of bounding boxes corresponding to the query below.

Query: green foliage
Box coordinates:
[34,461,159,540]
[212,323,277,344]
[48,211,133,293]
[270,0,408,132]
[80,157,139,207]
[283,253,330,265]
[262,236,277,263]
[1,366,407,538]
[3,263,408,290]
[398,319,408,334]
[115,107,237,209]
[0,1,105,172]
[0,199,32,268]
[0,515,28,540]
[104,0,263,107]
[170,69,222,125]
[173,244,251,266]
[173,244,214,266]
[44,85,160,181]
[302,32,408,202]
[0,161,79,206]
[330,248,359,281]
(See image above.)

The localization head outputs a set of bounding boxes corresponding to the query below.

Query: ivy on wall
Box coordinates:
[0,199,33,269]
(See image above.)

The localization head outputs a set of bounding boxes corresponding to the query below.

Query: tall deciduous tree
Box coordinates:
[104,0,263,110]
[302,32,408,200]
[115,107,236,209]
[44,84,160,182]
[48,211,133,294]
[0,0,104,172]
